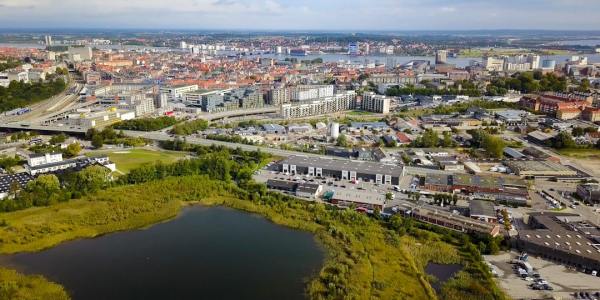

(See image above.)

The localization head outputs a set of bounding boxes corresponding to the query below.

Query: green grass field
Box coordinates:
[86,148,187,173]
[346,110,377,116]
[557,148,600,158]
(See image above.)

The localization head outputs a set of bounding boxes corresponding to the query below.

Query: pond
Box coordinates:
[425,263,463,292]
[0,206,324,300]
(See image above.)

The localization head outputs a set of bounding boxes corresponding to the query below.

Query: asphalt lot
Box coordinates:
[485,251,600,300]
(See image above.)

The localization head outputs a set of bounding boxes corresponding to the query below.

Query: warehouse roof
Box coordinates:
[469,200,496,218]
[281,155,404,177]
[519,213,600,263]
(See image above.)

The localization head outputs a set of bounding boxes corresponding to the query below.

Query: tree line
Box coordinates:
[171,119,209,135]
[0,78,66,113]
[112,116,178,131]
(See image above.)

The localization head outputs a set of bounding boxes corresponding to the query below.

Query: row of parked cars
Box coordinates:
[573,291,600,300]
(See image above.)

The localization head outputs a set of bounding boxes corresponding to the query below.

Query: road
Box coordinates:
[1,80,81,124]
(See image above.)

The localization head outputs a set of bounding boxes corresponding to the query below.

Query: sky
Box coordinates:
[0,0,599,31]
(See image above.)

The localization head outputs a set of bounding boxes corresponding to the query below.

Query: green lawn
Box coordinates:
[347,110,376,116]
[557,148,600,158]
[86,148,187,173]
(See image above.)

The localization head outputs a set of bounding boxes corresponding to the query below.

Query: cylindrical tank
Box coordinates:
[329,122,340,140]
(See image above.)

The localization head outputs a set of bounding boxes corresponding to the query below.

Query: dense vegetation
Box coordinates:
[468,128,507,158]
[0,165,111,212]
[171,119,209,135]
[394,99,519,118]
[0,58,22,72]
[86,127,146,148]
[0,78,67,112]
[0,144,506,300]
[386,80,482,97]
[112,116,178,131]
[411,129,457,148]
[205,134,258,145]
[0,268,69,300]
[486,71,567,96]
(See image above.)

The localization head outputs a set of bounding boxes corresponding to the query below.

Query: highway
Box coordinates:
[122,130,455,177]
[1,79,81,124]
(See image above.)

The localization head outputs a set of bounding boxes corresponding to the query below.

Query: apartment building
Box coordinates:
[281,91,356,119]
[361,92,391,114]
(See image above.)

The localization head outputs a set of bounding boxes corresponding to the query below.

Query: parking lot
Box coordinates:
[485,251,600,300]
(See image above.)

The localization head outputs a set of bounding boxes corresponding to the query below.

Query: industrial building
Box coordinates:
[517,212,600,272]
[504,160,578,178]
[469,200,497,223]
[576,183,600,205]
[276,155,405,185]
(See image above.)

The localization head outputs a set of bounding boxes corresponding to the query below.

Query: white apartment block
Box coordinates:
[290,85,334,101]
[28,152,63,167]
[160,85,199,102]
[362,92,391,114]
[281,91,356,119]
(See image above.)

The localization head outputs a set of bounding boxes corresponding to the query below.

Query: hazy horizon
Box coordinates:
[1,0,600,31]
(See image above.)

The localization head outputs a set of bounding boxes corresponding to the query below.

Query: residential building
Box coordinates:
[361,92,390,114]
[281,91,356,119]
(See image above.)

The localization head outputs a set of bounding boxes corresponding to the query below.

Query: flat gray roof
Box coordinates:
[281,155,404,177]
[469,200,496,218]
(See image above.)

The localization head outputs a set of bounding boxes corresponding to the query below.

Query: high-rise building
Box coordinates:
[348,42,360,56]
[435,50,448,65]
[44,35,53,46]
[180,41,187,49]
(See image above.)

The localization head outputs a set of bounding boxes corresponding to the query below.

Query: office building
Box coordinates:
[348,42,360,56]
[44,35,53,46]
[435,50,448,65]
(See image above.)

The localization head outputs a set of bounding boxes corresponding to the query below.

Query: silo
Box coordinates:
[329,122,340,140]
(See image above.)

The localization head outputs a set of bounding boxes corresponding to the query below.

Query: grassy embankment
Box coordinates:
[85,148,187,173]
[0,170,507,300]
[0,174,508,300]
[0,176,436,299]
[0,268,69,300]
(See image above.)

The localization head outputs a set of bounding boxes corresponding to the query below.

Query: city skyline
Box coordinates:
[1,0,600,31]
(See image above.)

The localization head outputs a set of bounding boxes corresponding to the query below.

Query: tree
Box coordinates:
[25,174,61,205]
[72,165,111,193]
[91,134,104,149]
[552,132,576,149]
[64,143,82,157]
[336,134,349,147]
[482,134,505,158]
[385,192,394,201]
[572,127,585,137]
[419,129,439,148]
[49,133,67,145]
